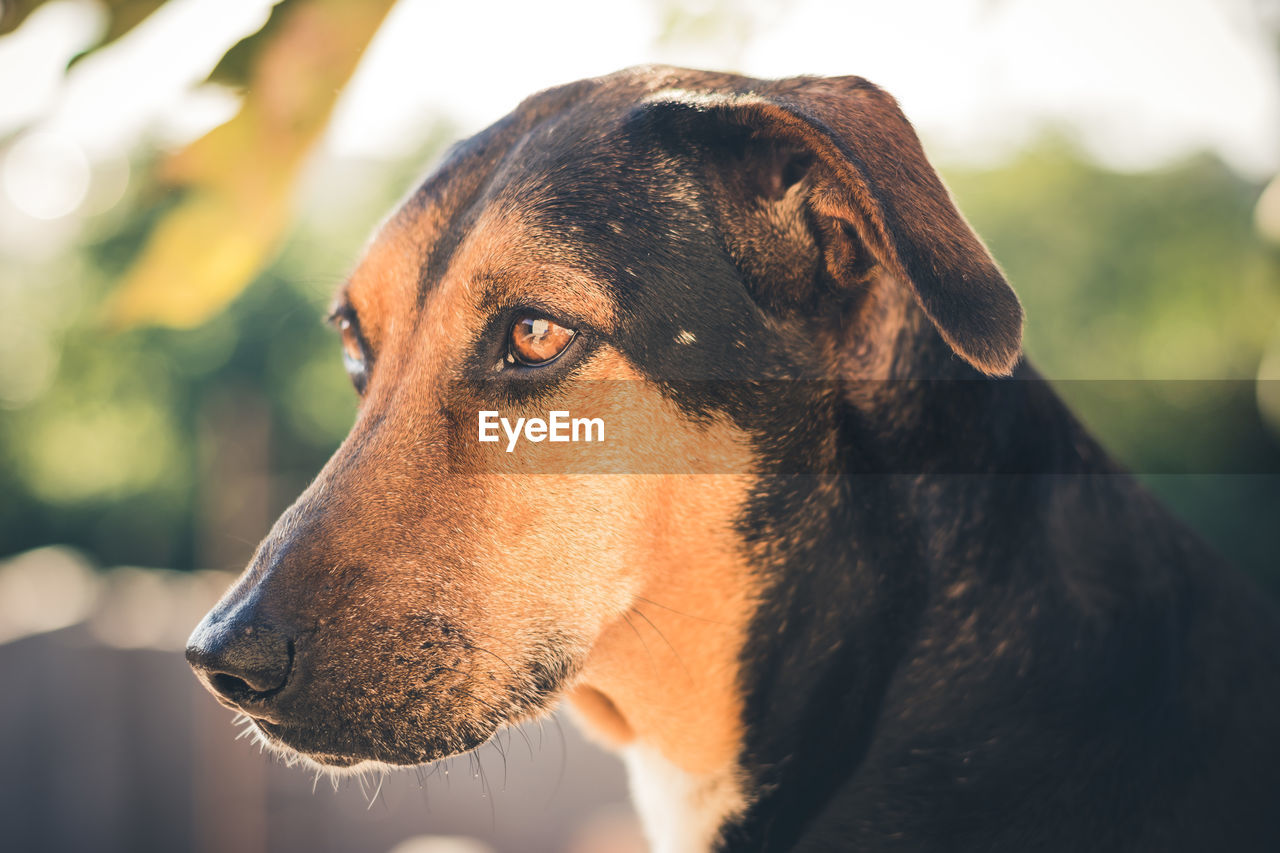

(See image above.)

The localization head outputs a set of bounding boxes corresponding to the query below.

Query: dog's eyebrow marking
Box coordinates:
[415,207,481,307]
[473,266,615,330]
[676,330,697,345]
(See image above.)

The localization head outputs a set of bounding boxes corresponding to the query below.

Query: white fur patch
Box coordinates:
[624,744,746,853]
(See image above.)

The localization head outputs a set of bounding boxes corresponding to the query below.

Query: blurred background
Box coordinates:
[1,0,1278,851]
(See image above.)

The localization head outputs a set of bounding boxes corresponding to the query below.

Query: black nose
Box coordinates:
[186,620,294,707]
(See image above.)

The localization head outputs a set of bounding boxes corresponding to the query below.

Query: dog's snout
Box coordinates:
[186,620,294,706]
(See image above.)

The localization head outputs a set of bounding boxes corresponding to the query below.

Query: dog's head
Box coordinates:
[186,66,1021,769]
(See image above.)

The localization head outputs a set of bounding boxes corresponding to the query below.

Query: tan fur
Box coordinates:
[332,199,763,792]
[190,65,1032,851]
[563,463,758,778]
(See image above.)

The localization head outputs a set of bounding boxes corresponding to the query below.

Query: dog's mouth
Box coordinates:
[256,719,473,767]
[245,684,563,767]
[235,695,512,767]
[220,634,584,768]
[251,722,366,768]
[188,587,589,767]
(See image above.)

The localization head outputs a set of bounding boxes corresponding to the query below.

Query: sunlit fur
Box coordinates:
[189,66,1280,852]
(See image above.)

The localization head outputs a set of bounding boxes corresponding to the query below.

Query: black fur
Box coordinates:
[190,65,1280,849]
[458,68,1280,850]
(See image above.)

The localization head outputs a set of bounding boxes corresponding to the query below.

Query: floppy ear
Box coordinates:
[637,77,1023,376]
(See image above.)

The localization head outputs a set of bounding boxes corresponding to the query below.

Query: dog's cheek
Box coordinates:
[452,354,752,652]
[469,474,649,634]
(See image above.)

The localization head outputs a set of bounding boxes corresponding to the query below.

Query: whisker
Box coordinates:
[366,769,387,810]
[515,720,535,761]
[475,749,496,828]
[550,713,568,805]
[491,732,509,791]
[431,638,519,677]
[630,606,695,683]
[634,595,727,625]
[621,612,656,667]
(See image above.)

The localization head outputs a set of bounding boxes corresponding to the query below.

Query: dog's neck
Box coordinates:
[570,287,1112,851]
[568,590,756,853]
[720,294,1128,849]
[566,468,763,853]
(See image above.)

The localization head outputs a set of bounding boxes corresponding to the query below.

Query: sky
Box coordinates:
[0,0,1277,227]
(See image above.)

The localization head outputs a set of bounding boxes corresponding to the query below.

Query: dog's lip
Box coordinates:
[251,711,503,767]
[252,719,416,767]
[228,702,286,726]
[252,722,363,767]
[210,690,287,724]
[245,709,286,725]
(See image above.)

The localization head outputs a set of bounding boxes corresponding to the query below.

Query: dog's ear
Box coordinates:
[635,78,1022,376]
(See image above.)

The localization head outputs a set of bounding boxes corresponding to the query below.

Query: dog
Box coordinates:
[187,66,1280,851]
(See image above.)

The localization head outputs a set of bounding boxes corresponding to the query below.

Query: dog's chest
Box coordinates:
[624,744,746,853]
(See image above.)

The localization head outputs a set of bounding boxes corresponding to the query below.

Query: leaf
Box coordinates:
[0,0,50,36]
[106,0,396,328]
[206,0,290,89]
[66,0,170,68]
[1,0,169,63]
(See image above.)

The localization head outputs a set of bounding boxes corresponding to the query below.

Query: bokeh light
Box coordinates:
[3,131,91,220]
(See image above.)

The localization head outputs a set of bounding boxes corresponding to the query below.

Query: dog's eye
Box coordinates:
[509,315,575,366]
[337,316,369,393]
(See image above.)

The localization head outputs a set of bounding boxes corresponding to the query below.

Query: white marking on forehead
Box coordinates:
[676,330,697,345]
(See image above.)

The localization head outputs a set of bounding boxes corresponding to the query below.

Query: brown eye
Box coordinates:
[509,315,575,366]
[337,315,369,393]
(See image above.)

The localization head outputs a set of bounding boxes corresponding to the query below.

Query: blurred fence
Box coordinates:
[0,548,638,853]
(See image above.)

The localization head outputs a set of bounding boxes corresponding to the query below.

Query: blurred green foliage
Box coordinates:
[944,143,1280,594]
[0,137,448,570]
[946,142,1278,380]
[106,0,397,327]
[1,135,1277,595]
